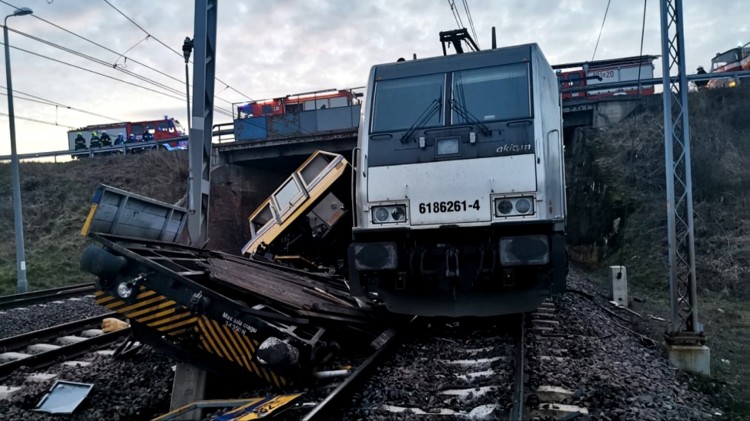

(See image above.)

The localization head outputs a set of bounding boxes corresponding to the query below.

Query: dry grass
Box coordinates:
[583,87,750,298]
[0,151,188,294]
[576,86,750,416]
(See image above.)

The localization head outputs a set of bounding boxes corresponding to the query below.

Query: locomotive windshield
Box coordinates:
[452,63,530,123]
[371,74,444,132]
[371,63,531,134]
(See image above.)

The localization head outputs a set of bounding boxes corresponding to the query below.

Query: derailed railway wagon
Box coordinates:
[348,43,568,317]
[242,150,352,271]
[80,185,382,388]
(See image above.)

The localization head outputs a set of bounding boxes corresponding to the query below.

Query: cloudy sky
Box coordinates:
[0,0,746,156]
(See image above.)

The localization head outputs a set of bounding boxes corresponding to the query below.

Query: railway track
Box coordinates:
[0,283,96,311]
[288,316,526,420]
[0,312,129,381]
[524,299,589,419]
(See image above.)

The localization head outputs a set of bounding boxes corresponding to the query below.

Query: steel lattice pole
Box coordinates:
[659,0,702,341]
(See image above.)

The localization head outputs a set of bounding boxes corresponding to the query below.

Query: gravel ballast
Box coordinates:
[0,268,727,419]
[525,268,723,420]
[0,345,175,420]
[0,296,109,340]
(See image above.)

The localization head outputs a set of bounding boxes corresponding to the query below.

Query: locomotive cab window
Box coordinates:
[371,74,445,133]
[451,63,531,124]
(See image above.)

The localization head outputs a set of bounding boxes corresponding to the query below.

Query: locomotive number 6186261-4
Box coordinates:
[418,200,480,214]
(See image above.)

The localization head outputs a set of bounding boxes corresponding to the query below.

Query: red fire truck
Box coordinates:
[68,116,187,155]
[707,42,750,89]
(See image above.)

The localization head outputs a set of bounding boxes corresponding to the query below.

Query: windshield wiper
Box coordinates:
[449,98,491,136]
[400,96,442,144]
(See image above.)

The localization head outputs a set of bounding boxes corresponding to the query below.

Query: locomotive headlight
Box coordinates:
[391,206,406,222]
[515,198,532,214]
[495,196,535,217]
[116,281,134,299]
[372,205,407,224]
[374,207,390,222]
[499,235,549,266]
[496,199,513,215]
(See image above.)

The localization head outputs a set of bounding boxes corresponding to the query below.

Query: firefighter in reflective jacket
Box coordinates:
[89,131,101,148]
[74,132,87,150]
[100,131,112,148]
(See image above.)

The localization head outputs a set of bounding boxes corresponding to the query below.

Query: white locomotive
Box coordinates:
[348,43,568,317]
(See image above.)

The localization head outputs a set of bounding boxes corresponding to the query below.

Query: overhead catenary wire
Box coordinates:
[0,0,240,110]
[9,28,189,98]
[98,1,321,138]
[5,26,234,117]
[591,0,612,61]
[0,112,74,129]
[0,86,124,121]
[0,39,232,119]
[617,0,649,274]
[461,0,479,49]
[0,1,315,138]
[447,0,465,29]
[447,0,479,52]
[102,0,255,102]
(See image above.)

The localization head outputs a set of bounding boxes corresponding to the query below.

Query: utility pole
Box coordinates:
[4,7,34,293]
[659,0,709,375]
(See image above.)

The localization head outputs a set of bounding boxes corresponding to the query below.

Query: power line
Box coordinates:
[0,86,124,121]
[9,27,188,98]
[0,34,234,119]
[462,0,479,49]
[102,0,255,102]
[0,112,74,129]
[618,0,650,271]
[0,40,234,118]
[0,0,240,109]
[0,41,184,101]
[591,0,612,61]
[5,26,234,117]
[638,0,648,65]
[447,0,465,29]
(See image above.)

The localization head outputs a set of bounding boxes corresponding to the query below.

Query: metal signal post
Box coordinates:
[187,0,217,247]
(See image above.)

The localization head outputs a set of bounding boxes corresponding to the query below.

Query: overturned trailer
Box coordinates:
[80,185,382,388]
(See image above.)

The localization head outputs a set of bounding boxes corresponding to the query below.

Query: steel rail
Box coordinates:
[510,314,527,421]
[301,321,413,421]
[0,312,116,351]
[0,328,129,381]
[0,282,96,310]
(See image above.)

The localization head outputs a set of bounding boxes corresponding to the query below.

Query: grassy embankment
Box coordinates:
[577,87,750,416]
[0,151,187,294]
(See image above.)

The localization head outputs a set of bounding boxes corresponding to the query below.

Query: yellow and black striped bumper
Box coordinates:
[95,287,287,387]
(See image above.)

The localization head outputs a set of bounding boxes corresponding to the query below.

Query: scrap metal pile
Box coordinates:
[79,176,386,390]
